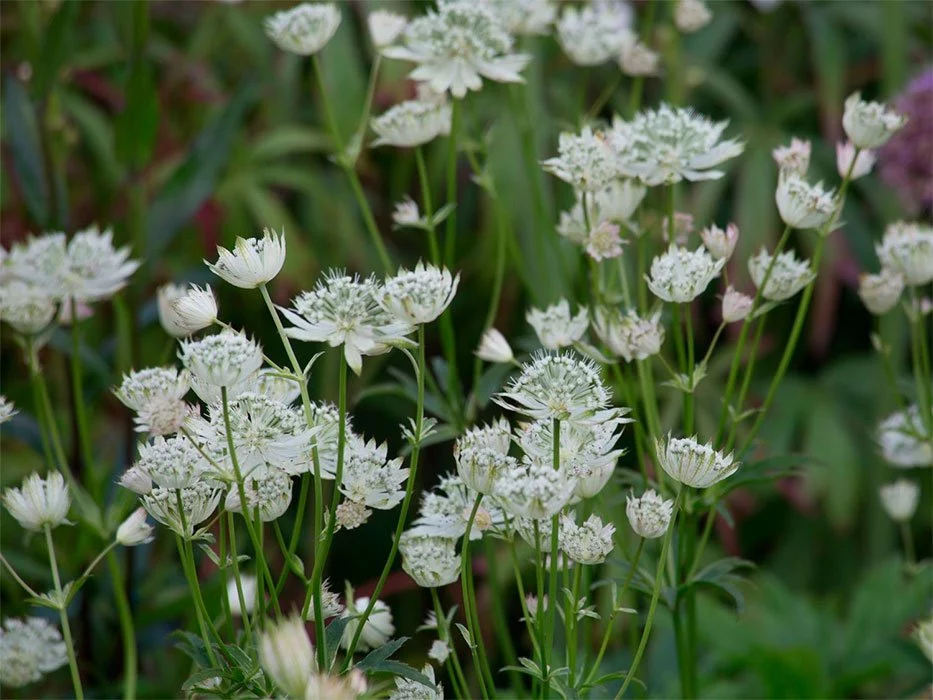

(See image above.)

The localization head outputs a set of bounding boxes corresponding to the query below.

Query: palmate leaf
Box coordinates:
[324,615,352,670]
[684,556,756,615]
[355,636,408,671]
[365,660,437,689]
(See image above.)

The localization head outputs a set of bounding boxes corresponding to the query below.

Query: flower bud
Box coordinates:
[836,141,875,180]
[772,138,811,176]
[878,479,919,522]
[722,286,753,323]
[226,574,258,617]
[258,616,315,697]
[367,10,406,49]
[626,489,674,538]
[391,197,421,227]
[843,92,907,150]
[118,467,152,495]
[170,285,218,335]
[674,0,712,33]
[116,507,155,546]
[700,223,739,260]
[858,268,904,315]
[475,328,514,364]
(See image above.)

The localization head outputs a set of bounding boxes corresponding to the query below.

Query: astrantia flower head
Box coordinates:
[646,244,725,303]
[527,299,588,350]
[135,435,208,490]
[878,479,920,522]
[482,0,556,36]
[542,127,617,192]
[307,401,354,479]
[586,221,625,261]
[674,0,712,32]
[748,248,815,301]
[0,281,57,334]
[368,10,407,49]
[264,3,341,55]
[4,233,67,290]
[858,268,904,315]
[114,367,190,413]
[116,507,155,546]
[400,531,461,588]
[875,221,933,286]
[878,405,932,468]
[494,351,611,425]
[428,639,450,665]
[335,500,372,530]
[0,617,68,688]
[170,284,218,334]
[0,396,17,425]
[341,597,394,652]
[557,180,647,244]
[156,283,190,338]
[559,513,615,565]
[141,482,222,539]
[258,615,316,698]
[207,229,286,289]
[842,92,907,149]
[225,468,294,522]
[721,286,753,323]
[836,141,875,180]
[475,328,514,364]
[593,308,664,362]
[772,138,811,176]
[382,262,459,325]
[281,271,414,375]
[454,418,514,495]
[383,2,530,99]
[248,368,302,405]
[118,467,152,495]
[619,37,660,77]
[226,574,258,618]
[655,434,739,488]
[700,223,739,260]
[371,99,452,148]
[179,331,264,389]
[3,472,71,531]
[306,579,345,622]
[410,472,505,540]
[625,489,674,538]
[309,670,369,700]
[60,225,139,302]
[556,2,632,66]
[611,106,744,185]
[339,437,408,510]
[775,172,837,230]
[493,458,576,520]
[392,197,422,228]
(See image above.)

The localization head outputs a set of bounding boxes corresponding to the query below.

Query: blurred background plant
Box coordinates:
[1,0,931,697]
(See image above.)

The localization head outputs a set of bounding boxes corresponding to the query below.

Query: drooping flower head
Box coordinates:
[281,271,414,375]
[0,281,57,334]
[555,2,632,66]
[775,173,836,230]
[527,299,588,350]
[875,221,933,286]
[3,472,71,532]
[0,617,68,688]
[721,286,753,323]
[842,92,907,150]
[646,244,725,303]
[878,479,920,522]
[836,141,876,180]
[116,507,155,546]
[141,482,222,539]
[558,512,615,565]
[371,99,452,149]
[610,105,744,185]
[475,328,514,364]
[626,489,674,538]
[170,285,218,335]
[179,331,264,389]
[264,3,341,55]
[399,532,461,587]
[747,248,815,302]
[381,262,459,325]
[542,126,617,192]
[383,2,530,99]
[207,229,286,289]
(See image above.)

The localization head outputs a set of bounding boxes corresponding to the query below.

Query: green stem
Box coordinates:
[533,521,548,700]
[544,418,562,698]
[900,521,916,566]
[483,537,522,695]
[106,551,137,700]
[415,147,441,264]
[174,534,217,664]
[460,494,492,699]
[908,287,933,434]
[69,298,97,491]
[431,587,470,699]
[227,511,253,644]
[45,526,84,700]
[444,98,461,268]
[0,553,40,597]
[724,317,767,452]
[616,490,683,698]
[683,304,695,435]
[567,563,583,686]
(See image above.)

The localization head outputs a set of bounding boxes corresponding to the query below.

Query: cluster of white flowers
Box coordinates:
[555,1,633,66]
[372,98,452,149]
[527,299,588,350]
[877,405,932,468]
[0,617,69,688]
[646,244,725,303]
[747,248,815,302]
[594,308,665,362]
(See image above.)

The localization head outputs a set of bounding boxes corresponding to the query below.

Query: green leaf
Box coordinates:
[33,0,80,97]
[365,660,437,688]
[250,126,330,161]
[324,616,351,670]
[115,58,159,169]
[355,636,408,671]
[3,77,49,226]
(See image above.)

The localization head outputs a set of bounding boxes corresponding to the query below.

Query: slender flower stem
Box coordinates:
[567,562,583,686]
[227,511,253,645]
[686,504,717,580]
[616,490,683,698]
[69,298,97,493]
[444,98,462,268]
[533,521,548,700]
[682,304,695,435]
[900,521,916,566]
[106,551,137,700]
[724,316,767,452]
[29,341,80,496]
[460,495,492,699]
[908,286,933,433]
[45,526,84,700]
[431,587,470,699]
[483,537,522,695]
[544,418,562,699]
[218,516,234,638]
[340,327,426,665]
[415,147,441,264]
[0,553,41,597]
[174,534,217,664]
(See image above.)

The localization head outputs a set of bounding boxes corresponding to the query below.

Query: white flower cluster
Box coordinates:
[0,617,69,688]
[646,244,726,303]
[556,1,633,66]
[594,308,665,362]
[877,405,932,468]
[527,299,588,350]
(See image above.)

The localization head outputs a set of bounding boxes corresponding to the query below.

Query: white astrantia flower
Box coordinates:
[0,281,57,334]
[527,299,588,350]
[0,617,68,688]
[258,615,316,698]
[59,225,140,303]
[410,472,506,540]
[134,435,208,490]
[646,244,725,303]
[207,229,286,289]
[556,2,632,66]
[775,172,837,230]
[878,405,932,468]
[368,10,407,49]
[118,467,152,495]
[141,482,222,539]
[494,351,611,425]
[559,512,615,565]
[475,328,514,364]
[170,284,218,335]
[593,307,665,362]
[454,417,514,494]
[610,105,744,185]
[721,286,753,323]
[493,457,576,520]
[836,141,875,180]
[225,468,293,522]
[0,395,17,425]
[381,262,459,325]
[226,574,258,617]
[428,639,450,664]
[542,126,618,192]
[306,579,345,622]
[878,479,920,522]
[625,489,673,538]
[280,271,414,375]
[858,268,905,315]
[116,507,155,546]
[371,99,452,148]
[842,92,907,150]
[136,396,194,438]
[392,197,422,228]
[114,367,190,413]
[772,138,811,176]
[557,180,647,245]
[674,0,712,33]
[3,233,68,293]
[179,331,264,389]
[247,368,302,405]
[156,283,190,337]
[482,0,556,36]
[339,437,408,510]
[513,515,559,551]
[264,3,341,56]
[618,37,660,77]
[340,597,394,652]
[335,500,372,530]
[747,248,815,302]
[2,472,71,532]
[389,664,443,700]
[875,221,933,286]
[400,531,461,588]
[700,223,739,260]
[586,221,625,261]
[307,401,354,480]
[383,2,530,99]
[655,434,739,488]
